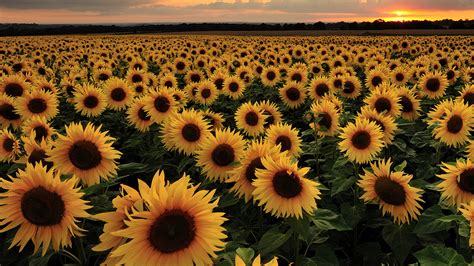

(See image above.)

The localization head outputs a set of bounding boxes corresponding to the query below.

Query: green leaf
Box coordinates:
[311,209,351,231]
[414,245,466,266]
[258,227,293,256]
[312,245,339,266]
[330,176,356,196]
[394,160,407,172]
[382,223,416,264]
[28,250,56,266]
[414,205,454,234]
[235,248,255,265]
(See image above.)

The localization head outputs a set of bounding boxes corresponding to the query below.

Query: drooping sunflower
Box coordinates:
[358,106,398,145]
[0,128,19,162]
[418,71,449,99]
[279,81,306,109]
[196,128,246,182]
[307,76,332,101]
[0,74,29,97]
[15,89,58,120]
[168,109,212,155]
[459,201,474,248]
[143,88,177,124]
[228,140,281,202]
[103,77,134,111]
[358,158,424,224]
[253,154,321,218]
[202,110,225,131]
[196,80,219,105]
[432,102,474,147]
[309,100,340,137]
[73,83,108,117]
[261,66,280,87]
[223,76,246,100]
[397,87,421,121]
[0,163,90,255]
[0,94,22,129]
[126,97,153,132]
[338,117,384,164]
[364,83,401,118]
[110,171,227,266]
[235,102,267,137]
[438,159,474,206]
[22,116,56,143]
[47,123,121,186]
[265,123,302,157]
[427,99,455,127]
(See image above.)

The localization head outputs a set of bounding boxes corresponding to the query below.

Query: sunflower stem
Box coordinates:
[73,237,87,266]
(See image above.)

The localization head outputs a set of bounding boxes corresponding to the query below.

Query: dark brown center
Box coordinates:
[371,76,382,87]
[245,111,259,126]
[447,115,463,134]
[68,140,102,170]
[154,96,170,113]
[21,186,65,226]
[458,168,474,194]
[4,82,24,97]
[190,74,201,83]
[181,124,201,142]
[315,83,329,97]
[84,95,99,108]
[33,126,48,142]
[291,73,302,82]
[374,97,392,114]
[229,82,239,92]
[343,81,355,94]
[463,93,474,106]
[351,130,371,149]
[272,170,302,198]
[201,89,211,99]
[27,98,47,114]
[132,74,143,83]
[395,73,404,82]
[318,112,332,130]
[276,135,292,151]
[245,157,264,183]
[426,78,440,92]
[0,103,21,120]
[399,96,413,113]
[138,107,151,121]
[211,143,235,166]
[374,176,406,206]
[2,138,14,152]
[111,88,126,101]
[266,71,276,81]
[149,210,195,254]
[286,87,300,101]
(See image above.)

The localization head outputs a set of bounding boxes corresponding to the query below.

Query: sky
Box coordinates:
[0,0,473,24]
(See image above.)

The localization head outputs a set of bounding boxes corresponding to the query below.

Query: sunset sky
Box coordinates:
[0,0,472,24]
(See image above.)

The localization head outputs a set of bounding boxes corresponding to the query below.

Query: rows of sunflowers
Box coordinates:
[0,35,473,265]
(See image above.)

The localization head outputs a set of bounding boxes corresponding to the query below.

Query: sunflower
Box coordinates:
[0,74,29,97]
[329,75,344,92]
[223,76,246,99]
[340,75,362,99]
[364,83,401,118]
[144,88,177,123]
[438,159,474,206]
[390,66,411,86]
[358,106,398,145]
[322,94,344,113]
[127,97,153,132]
[33,78,58,94]
[257,100,283,128]
[253,154,320,218]
[15,89,58,120]
[184,82,199,102]
[418,71,449,99]
[210,71,227,91]
[235,102,267,136]
[308,76,332,101]
[110,171,227,266]
[93,184,143,263]
[195,80,219,105]
[169,88,187,109]
[365,68,388,90]
[0,129,19,162]
[286,67,308,85]
[432,102,474,147]
[159,72,178,89]
[427,99,455,127]
[168,109,211,155]
[0,163,90,256]
[0,94,22,129]
[397,87,420,121]
[196,128,246,182]
[458,84,474,107]
[131,82,148,96]
[459,201,474,248]
[47,123,121,186]
[339,117,384,164]
[261,66,280,87]
[20,134,54,169]
[22,116,56,143]
[185,69,205,84]
[73,83,107,117]
[103,77,134,111]
[358,158,424,224]
[279,81,306,109]
[94,68,112,83]
[468,141,474,161]
[265,123,302,157]
[309,100,340,137]
[235,254,278,266]
[126,68,148,84]
[202,110,225,131]
[228,140,281,202]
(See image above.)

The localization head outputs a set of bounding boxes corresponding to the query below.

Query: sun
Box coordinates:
[392,10,411,17]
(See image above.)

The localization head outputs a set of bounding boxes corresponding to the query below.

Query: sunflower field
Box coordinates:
[0,35,473,265]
